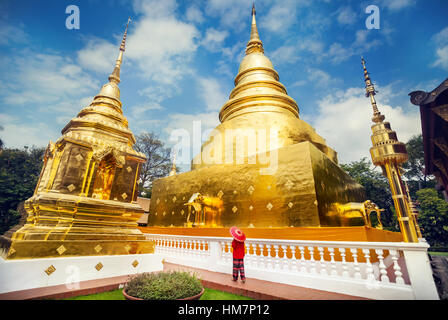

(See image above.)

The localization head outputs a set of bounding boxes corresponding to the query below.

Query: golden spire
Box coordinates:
[108,17,131,84]
[361,57,385,123]
[246,3,264,54]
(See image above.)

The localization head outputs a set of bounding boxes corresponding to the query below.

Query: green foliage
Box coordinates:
[416,188,448,247]
[402,134,436,198]
[0,146,45,234]
[341,157,399,231]
[124,271,203,300]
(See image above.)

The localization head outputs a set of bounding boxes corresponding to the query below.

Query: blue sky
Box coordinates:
[1,0,447,170]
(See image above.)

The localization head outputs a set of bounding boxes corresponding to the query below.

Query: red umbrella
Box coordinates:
[230,226,246,242]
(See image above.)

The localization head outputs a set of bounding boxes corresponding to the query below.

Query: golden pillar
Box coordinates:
[362,57,420,242]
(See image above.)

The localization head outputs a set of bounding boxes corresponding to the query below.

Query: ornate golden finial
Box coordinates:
[108,17,132,84]
[361,57,385,123]
[246,3,264,55]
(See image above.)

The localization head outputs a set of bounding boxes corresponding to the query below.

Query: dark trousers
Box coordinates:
[232,258,246,280]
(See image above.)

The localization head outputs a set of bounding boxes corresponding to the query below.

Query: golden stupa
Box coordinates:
[142,7,401,242]
[0,19,154,259]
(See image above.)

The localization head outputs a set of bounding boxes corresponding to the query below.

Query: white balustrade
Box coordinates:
[145,233,439,300]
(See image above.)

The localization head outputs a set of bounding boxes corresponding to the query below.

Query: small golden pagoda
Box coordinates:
[1,20,154,259]
[142,7,402,242]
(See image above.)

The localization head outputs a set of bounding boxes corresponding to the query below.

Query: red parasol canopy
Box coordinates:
[229,226,246,242]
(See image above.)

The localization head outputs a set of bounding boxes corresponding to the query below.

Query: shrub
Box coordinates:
[124,271,203,300]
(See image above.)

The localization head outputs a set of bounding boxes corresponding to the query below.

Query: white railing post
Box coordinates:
[402,246,439,299]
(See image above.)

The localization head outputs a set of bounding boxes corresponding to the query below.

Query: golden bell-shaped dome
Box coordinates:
[98,82,120,101]
[192,6,337,169]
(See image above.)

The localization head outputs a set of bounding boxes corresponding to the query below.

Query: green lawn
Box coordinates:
[429,251,448,256]
[63,287,252,300]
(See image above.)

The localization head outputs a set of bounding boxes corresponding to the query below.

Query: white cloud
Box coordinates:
[310,86,421,164]
[432,26,448,45]
[205,0,252,31]
[263,0,299,33]
[336,6,357,25]
[197,77,228,112]
[433,45,448,70]
[383,0,417,11]
[0,23,28,46]
[201,28,229,52]
[0,113,57,148]
[77,38,117,74]
[307,68,334,87]
[186,5,205,24]
[432,26,448,70]
[1,52,98,107]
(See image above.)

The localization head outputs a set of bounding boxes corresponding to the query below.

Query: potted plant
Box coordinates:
[123,271,204,300]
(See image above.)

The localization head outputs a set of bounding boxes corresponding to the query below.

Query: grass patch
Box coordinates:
[64,289,125,300]
[429,251,448,256]
[63,288,252,300]
[200,288,253,300]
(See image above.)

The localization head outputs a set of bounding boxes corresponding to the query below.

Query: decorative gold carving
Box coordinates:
[217,190,224,198]
[249,205,253,211]
[124,244,131,253]
[132,260,139,268]
[94,244,102,253]
[288,202,294,208]
[67,184,76,192]
[248,186,255,194]
[7,248,16,257]
[126,166,132,173]
[56,245,67,255]
[232,206,238,213]
[266,203,273,211]
[121,193,128,200]
[285,180,294,190]
[45,265,56,276]
[95,262,103,271]
[75,154,83,162]
[172,196,177,203]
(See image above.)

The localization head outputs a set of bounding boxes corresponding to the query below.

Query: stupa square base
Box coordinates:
[0,252,163,295]
[139,226,403,242]
[2,239,155,260]
[149,141,367,229]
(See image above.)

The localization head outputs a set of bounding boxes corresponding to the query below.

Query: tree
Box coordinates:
[341,158,399,231]
[134,132,172,196]
[402,134,436,197]
[416,188,448,248]
[0,146,45,234]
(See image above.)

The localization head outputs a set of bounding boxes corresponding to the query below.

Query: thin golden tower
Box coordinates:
[362,57,420,242]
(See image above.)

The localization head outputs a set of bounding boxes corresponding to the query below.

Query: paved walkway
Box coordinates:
[0,263,368,300]
[163,262,368,300]
[0,275,130,300]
